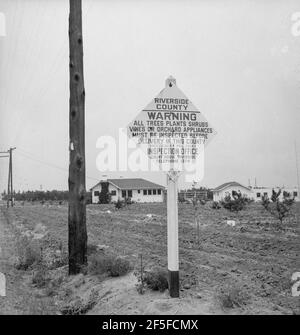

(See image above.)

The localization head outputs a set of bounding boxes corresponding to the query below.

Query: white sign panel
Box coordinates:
[127,76,216,170]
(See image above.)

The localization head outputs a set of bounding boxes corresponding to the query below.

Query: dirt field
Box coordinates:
[0,201,299,315]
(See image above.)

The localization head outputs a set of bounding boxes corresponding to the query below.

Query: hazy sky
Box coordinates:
[0,0,300,191]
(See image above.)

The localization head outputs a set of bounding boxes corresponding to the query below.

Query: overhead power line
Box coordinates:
[15,148,99,181]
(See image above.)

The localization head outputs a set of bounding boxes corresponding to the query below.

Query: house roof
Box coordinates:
[91,178,165,191]
[212,181,251,193]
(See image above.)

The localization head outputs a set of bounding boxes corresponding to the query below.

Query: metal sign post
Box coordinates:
[127,76,216,298]
[167,168,180,297]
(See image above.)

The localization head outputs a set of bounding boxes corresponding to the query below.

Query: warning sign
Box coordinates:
[127,76,216,168]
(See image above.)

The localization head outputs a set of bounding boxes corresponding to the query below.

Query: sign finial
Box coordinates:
[166,76,176,88]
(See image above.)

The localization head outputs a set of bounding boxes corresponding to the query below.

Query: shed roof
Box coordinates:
[91,178,165,190]
[213,181,250,192]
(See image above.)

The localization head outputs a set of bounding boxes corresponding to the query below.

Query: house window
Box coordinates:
[158,189,161,195]
[264,192,268,197]
[143,190,147,195]
[128,190,132,198]
[256,193,261,198]
[111,190,116,196]
[122,190,126,198]
[294,191,298,197]
[138,190,140,194]
[148,190,152,195]
[94,191,99,196]
[153,189,156,195]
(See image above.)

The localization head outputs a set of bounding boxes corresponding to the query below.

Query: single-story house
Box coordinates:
[213,181,299,202]
[252,187,299,202]
[212,181,252,202]
[90,178,165,204]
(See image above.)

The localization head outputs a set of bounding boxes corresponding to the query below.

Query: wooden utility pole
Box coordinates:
[7,152,11,208]
[1,148,15,207]
[0,153,9,207]
[9,148,14,207]
[68,0,87,275]
[295,141,300,225]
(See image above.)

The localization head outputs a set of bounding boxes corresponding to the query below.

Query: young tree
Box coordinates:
[191,181,206,246]
[261,189,294,229]
[221,190,248,213]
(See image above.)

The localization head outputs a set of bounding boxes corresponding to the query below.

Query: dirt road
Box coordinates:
[0,205,55,314]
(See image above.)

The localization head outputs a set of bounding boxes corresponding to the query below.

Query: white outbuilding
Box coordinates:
[212,181,253,202]
[212,181,299,202]
[90,178,165,204]
[251,186,299,202]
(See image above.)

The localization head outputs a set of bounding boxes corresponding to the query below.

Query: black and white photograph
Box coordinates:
[0,0,299,321]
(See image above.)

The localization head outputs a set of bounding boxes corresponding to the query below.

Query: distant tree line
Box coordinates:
[1,190,92,203]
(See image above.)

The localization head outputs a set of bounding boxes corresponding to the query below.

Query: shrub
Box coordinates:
[87,243,98,256]
[109,257,131,277]
[217,284,249,309]
[144,268,169,292]
[45,275,64,297]
[39,238,68,269]
[261,189,295,226]
[89,253,131,277]
[178,194,186,203]
[15,236,42,270]
[211,201,221,209]
[32,265,49,288]
[125,197,133,205]
[115,199,124,209]
[221,192,248,213]
[53,250,68,269]
[89,253,114,276]
[261,194,270,209]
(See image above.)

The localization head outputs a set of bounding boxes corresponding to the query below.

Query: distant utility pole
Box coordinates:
[295,141,300,225]
[0,147,16,208]
[68,0,87,275]
[295,141,300,197]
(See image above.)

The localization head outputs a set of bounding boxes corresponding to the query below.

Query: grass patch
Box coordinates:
[87,243,99,256]
[60,289,99,315]
[89,253,132,277]
[217,283,250,309]
[44,275,65,297]
[32,265,50,288]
